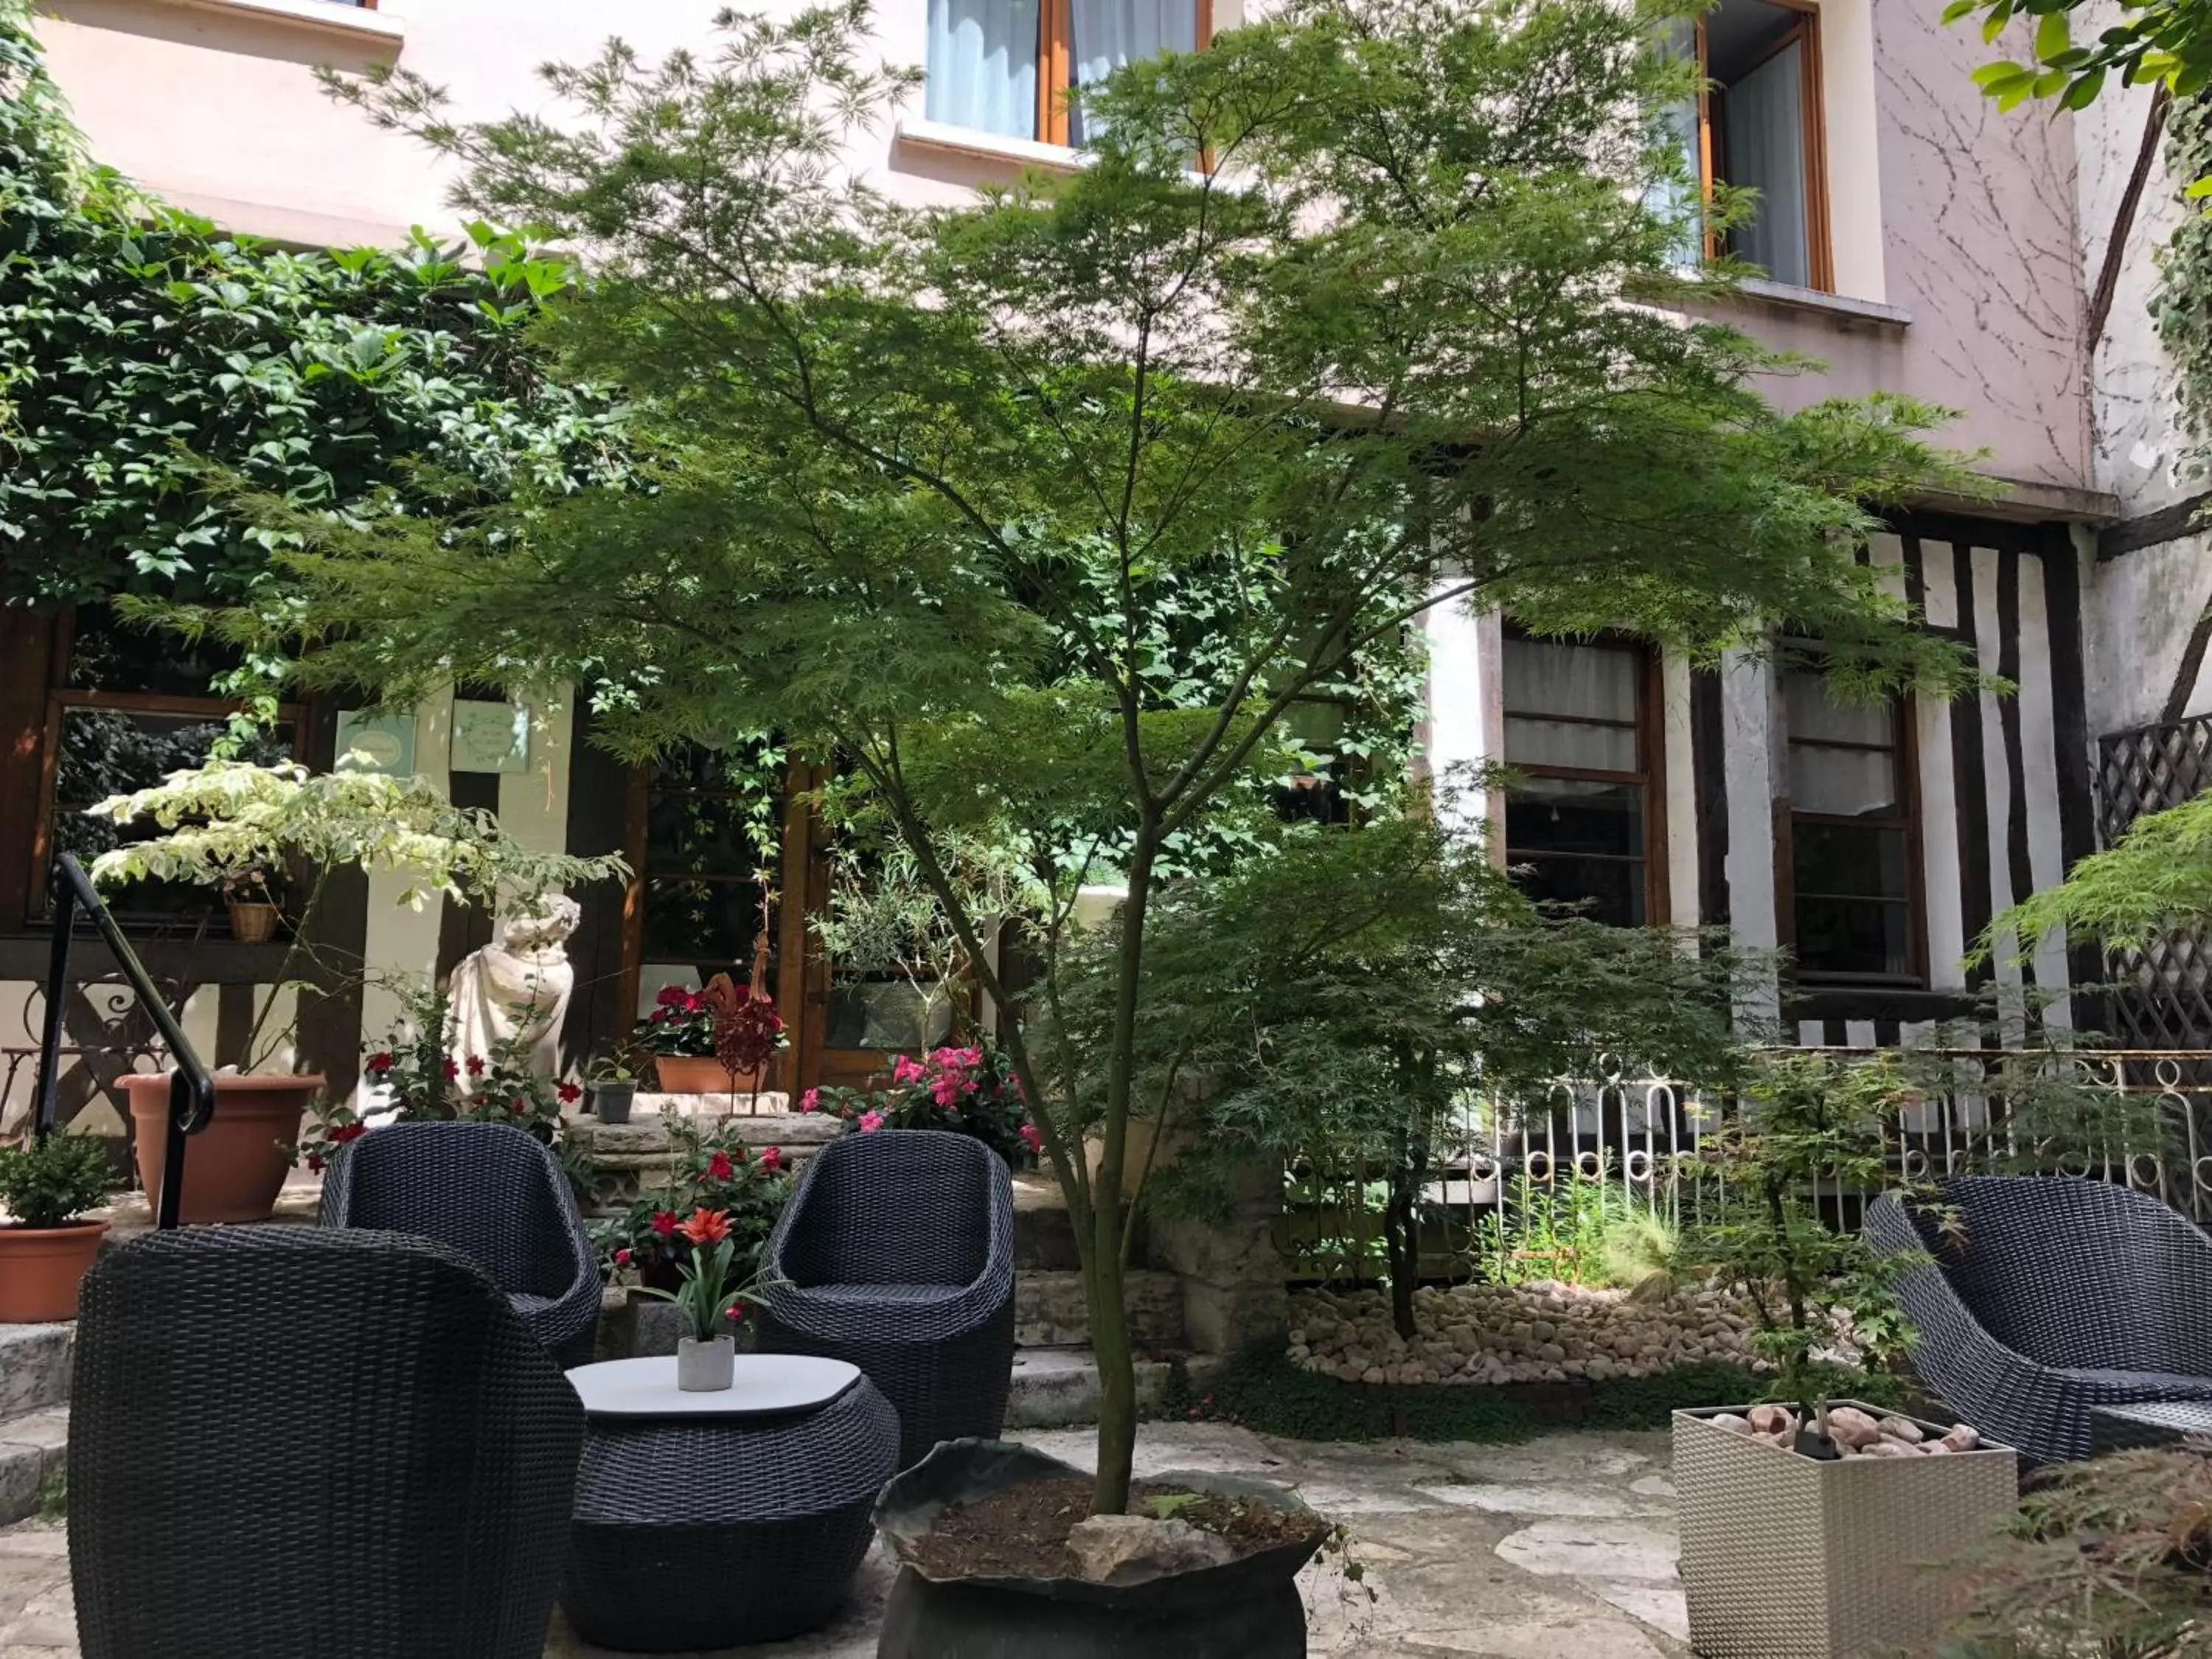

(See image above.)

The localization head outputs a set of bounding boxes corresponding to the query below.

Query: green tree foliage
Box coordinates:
[237,0,1976,1510]
[1947,0,2212,108]
[1986,783,2212,959]
[0,0,625,608]
[1081,813,1763,1340]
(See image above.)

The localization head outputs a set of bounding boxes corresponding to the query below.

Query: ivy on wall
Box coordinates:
[0,0,627,608]
[2157,94,2212,479]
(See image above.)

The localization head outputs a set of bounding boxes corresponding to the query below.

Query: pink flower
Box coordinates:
[799,1088,819,1113]
[613,1248,632,1267]
[928,1046,959,1068]
[931,1074,961,1107]
[858,1110,885,1134]
[708,1151,734,1182]
[958,1048,983,1068]
[760,1146,782,1174]
[1020,1123,1044,1155]
[726,1303,746,1323]
[960,1076,979,1096]
[891,1056,924,1086]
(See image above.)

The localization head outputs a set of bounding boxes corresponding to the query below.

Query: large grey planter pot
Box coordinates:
[874,1441,1326,1659]
[1673,1405,2018,1659]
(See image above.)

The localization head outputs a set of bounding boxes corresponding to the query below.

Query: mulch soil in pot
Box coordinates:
[903,1477,1324,1582]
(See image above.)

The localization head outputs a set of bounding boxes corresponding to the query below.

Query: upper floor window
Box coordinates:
[1783,669,1919,981]
[927,0,1209,147]
[1683,0,1832,291]
[1501,634,1664,928]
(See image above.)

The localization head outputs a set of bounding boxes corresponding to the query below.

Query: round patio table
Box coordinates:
[558,1353,901,1652]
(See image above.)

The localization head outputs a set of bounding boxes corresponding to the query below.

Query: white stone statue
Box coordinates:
[448,894,582,1079]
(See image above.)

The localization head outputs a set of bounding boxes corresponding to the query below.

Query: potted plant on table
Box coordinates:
[1669,1051,2020,1659]
[86,757,624,1222]
[627,1206,771,1391]
[0,1132,123,1321]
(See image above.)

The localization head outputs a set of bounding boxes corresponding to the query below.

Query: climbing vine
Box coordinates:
[2156,95,2212,478]
[0,0,627,608]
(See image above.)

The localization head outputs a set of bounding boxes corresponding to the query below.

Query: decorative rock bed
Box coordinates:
[1708,1402,1980,1458]
[1288,1281,1818,1386]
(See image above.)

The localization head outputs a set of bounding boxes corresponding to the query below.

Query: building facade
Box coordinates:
[2,0,2201,1134]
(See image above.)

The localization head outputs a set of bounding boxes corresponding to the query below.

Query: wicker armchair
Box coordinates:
[321,1120,602,1366]
[755,1128,1015,1466]
[70,1227,584,1659]
[1866,1175,2212,1463]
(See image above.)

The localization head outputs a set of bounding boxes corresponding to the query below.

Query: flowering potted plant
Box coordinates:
[633,974,785,1101]
[302,985,581,1172]
[629,1206,771,1390]
[802,1037,1040,1165]
[220,858,286,943]
[593,1116,791,1292]
[0,1133,123,1322]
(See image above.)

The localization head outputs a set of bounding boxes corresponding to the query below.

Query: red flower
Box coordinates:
[509,1096,529,1114]
[760,1146,782,1175]
[650,1210,681,1237]
[442,1058,460,1081]
[678,1208,731,1247]
[306,1153,325,1174]
[557,1081,581,1105]
[708,1151,734,1182]
[1019,1123,1044,1156]
[726,1303,746,1323]
[613,1248,632,1267]
[655,985,691,1009]
[365,1052,394,1074]
[329,1122,368,1145]
[466,1055,486,1077]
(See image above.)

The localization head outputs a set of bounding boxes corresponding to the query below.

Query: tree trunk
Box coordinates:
[1087,1240,1138,1514]
[1384,1161,1419,1340]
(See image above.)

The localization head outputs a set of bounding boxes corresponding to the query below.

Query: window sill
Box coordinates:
[892,116,1085,176]
[1713,277,1912,332]
[147,0,405,45]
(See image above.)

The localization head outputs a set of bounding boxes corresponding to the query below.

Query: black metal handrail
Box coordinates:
[32,854,216,1231]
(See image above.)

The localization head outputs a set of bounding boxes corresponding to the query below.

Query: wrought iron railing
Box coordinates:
[33,855,215,1231]
[1279,1048,2212,1287]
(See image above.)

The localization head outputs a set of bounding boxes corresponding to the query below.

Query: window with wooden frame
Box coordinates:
[925,0,1213,146]
[1686,0,1832,291]
[1500,633,1667,928]
[1781,667,1922,983]
[28,607,298,925]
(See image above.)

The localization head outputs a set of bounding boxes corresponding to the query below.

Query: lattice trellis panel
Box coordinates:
[2097,717,2212,1050]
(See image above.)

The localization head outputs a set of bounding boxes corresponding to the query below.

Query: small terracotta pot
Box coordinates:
[653,1056,762,1095]
[0,1221,108,1322]
[226,901,281,943]
[122,1072,326,1224]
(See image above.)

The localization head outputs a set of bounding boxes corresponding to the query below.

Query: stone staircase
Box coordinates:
[0,1326,70,1526]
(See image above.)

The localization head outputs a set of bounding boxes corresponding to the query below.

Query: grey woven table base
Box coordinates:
[559,1374,901,1652]
[2090,1399,2212,1453]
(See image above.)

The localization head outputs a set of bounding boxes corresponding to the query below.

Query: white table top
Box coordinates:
[568,1354,862,1419]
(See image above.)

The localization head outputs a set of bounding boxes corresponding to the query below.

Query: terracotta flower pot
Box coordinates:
[122,1072,326,1224]
[0,1221,108,1322]
[653,1055,762,1095]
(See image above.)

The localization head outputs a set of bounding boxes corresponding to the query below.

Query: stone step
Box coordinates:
[0,1329,71,1422]
[1015,1269,1185,1351]
[0,1409,66,1526]
[1012,1172,1080,1270]
[1005,1346,1175,1430]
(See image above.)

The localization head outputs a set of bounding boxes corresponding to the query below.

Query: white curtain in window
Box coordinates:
[928,0,1040,140]
[1070,0,1197,143]
[1722,40,1809,287]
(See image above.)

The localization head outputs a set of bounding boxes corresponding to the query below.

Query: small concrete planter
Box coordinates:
[588,1082,634,1125]
[677,1335,736,1391]
[1674,1404,2018,1659]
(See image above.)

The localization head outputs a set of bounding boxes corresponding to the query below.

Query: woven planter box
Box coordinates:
[1674,1404,2017,1659]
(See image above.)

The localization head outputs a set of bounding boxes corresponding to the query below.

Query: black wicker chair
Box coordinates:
[1866,1175,2212,1464]
[69,1227,584,1659]
[321,1119,602,1365]
[756,1128,1016,1466]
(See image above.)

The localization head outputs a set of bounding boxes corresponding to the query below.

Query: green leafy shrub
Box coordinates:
[0,1133,120,1228]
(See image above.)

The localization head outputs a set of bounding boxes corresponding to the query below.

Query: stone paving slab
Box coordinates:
[0,1424,1686,1659]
